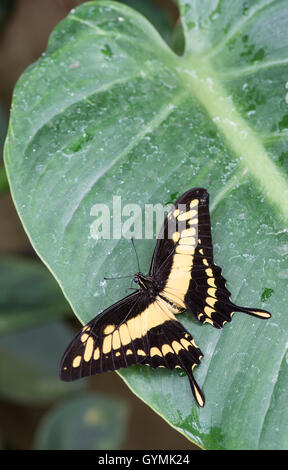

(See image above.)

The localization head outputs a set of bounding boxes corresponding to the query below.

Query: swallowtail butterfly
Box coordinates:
[60,188,271,407]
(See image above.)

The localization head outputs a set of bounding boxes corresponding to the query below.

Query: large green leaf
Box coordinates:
[4,0,288,449]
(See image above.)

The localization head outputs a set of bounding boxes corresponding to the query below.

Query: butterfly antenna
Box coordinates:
[131,237,141,272]
[104,274,133,280]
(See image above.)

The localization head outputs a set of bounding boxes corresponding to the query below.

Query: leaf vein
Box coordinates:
[204,0,278,59]
[61,91,188,233]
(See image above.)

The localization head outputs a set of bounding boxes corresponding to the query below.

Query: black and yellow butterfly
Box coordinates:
[60,188,271,407]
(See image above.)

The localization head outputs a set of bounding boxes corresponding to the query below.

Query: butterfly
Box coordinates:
[60,188,271,407]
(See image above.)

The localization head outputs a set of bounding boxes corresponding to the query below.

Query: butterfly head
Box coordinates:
[133,273,143,285]
[133,272,154,292]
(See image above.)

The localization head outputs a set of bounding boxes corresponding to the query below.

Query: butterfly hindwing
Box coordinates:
[142,304,205,406]
[185,263,271,328]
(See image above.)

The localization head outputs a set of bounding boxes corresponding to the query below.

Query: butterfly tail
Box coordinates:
[232,304,271,320]
[185,366,205,407]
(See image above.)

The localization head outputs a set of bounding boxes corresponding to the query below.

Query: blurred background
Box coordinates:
[0,0,198,450]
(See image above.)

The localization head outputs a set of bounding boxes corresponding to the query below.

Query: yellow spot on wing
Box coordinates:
[81,333,89,343]
[192,382,205,407]
[94,347,100,360]
[207,278,216,287]
[112,330,121,350]
[127,314,142,341]
[137,349,146,356]
[104,324,115,335]
[102,334,112,354]
[162,344,174,355]
[172,232,180,243]
[172,340,184,354]
[178,209,197,221]
[173,209,180,217]
[72,355,82,368]
[205,268,213,277]
[207,287,217,297]
[84,337,94,361]
[206,297,217,308]
[180,338,192,350]
[190,199,199,208]
[204,306,215,317]
[190,338,198,348]
[150,347,162,357]
[176,245,195,254]
[179,236,196,246]
[126,349,133,355]
[251,310,271,318]
[119,324,131,346]
[181,227,196,237]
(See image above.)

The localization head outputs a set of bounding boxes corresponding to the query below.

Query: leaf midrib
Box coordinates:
[175,56,288,224]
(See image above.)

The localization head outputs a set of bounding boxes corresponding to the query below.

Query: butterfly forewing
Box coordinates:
[60,290,205,405]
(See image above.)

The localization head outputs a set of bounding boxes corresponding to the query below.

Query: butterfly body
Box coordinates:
[133,272,158,296]
[60,188,271,407]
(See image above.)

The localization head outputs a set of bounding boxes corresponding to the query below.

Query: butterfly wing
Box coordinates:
[149,188,212,277]
[151,187,271,328]
[60,290,205,405]
[142,297,205,406]
[60,291,145,380]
